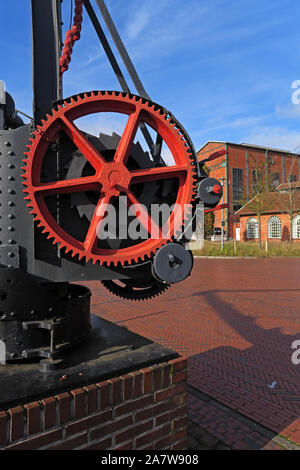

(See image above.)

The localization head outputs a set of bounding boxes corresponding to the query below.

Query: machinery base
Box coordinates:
[0,314,178,410]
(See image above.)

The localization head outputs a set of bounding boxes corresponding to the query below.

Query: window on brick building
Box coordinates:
[271,173,280,189]
[246,217,258,239]
[289,174,297,182]
[252,170,262,195]
[268,216,281,239]
[232,168,243,210]
[292,215,300,239]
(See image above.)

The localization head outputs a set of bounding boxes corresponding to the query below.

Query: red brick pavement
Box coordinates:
[84,258,300,447]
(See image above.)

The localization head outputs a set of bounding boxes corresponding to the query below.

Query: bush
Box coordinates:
[192,241,300,257]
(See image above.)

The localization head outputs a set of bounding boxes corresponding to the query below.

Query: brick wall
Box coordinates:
[0,357,187,450]
[235,214,300,242]
[198,142,300,238]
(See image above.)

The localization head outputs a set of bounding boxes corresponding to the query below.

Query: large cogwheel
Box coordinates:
[22,91,198,267]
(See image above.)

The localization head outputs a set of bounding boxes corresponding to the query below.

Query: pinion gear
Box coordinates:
[101,278,170,301]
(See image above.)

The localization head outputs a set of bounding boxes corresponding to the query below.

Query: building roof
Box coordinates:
[236,191,300,216]
[197,141,300,157]
[276,181,300,191]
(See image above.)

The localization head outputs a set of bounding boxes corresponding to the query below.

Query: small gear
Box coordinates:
[22,91,198,267]
[101,278,170,301]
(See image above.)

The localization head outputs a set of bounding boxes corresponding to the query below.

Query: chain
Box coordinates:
[59,0,84,75]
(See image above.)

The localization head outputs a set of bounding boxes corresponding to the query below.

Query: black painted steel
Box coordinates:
[31,0,62,125]
[94,0,150,100]
[198,177,223,207]
[83,0,159,161]
[152,243,194,284]
[0,279,91,364]
[0,315,178,410]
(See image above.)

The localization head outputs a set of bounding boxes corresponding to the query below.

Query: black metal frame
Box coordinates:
[31,0,62,125]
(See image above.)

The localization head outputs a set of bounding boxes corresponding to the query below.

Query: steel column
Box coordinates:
[31,0,62,125]
[0,81,5,130]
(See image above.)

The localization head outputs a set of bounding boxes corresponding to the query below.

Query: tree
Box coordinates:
[202,163,216,239]
[204,211,215,238]
[237,152,274,248]
[275,150,300,243]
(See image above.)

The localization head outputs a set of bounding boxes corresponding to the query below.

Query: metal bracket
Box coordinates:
[22,317,71,359]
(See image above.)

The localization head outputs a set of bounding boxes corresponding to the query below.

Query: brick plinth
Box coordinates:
[0,357,187,450]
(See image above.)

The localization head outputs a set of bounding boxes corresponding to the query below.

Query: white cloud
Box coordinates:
[241,126,300,153]
[76,113,127,137]
[126,7,151,40]
[275,104,300,119]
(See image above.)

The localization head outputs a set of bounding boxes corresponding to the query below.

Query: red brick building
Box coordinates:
[197,142,300,238]
[234,182,300,242]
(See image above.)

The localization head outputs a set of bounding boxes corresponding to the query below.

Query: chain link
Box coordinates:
[59,0,84,75]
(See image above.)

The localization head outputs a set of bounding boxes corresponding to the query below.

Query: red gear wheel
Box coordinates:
[22,91,197,266]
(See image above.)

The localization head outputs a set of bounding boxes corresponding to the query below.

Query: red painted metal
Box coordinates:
[200,149,228,165]
[22,91,197,266]
[212,184,222,194]
[204,203,229,214]
[59,0,84,75]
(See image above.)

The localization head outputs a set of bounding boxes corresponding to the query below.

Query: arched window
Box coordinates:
[292,215,300,239]
[246,218,258,239]
[268,216,281,239]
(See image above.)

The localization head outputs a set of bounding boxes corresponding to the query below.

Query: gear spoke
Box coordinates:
[60,116,106,170]
[114,110,141,165]
[84,193,112,253]
[125,190,162,239]
[130,165,188,183]
[32,176,100,196]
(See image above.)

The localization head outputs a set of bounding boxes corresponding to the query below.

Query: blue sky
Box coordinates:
[2,0,300,152]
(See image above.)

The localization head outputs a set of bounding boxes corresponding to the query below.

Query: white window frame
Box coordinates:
[268,216,281,239]
[292,214,300,239]
[246,217,258,239]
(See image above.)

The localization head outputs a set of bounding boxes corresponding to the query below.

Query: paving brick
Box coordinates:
[120,374,133,401]
[9,406,24,442]
[6,429,62,450]
[115,420,153,444]
[65,409,112,436]
[97,382,111,409]
[90,415,132,442]
[84,385,98,414]
[109,378,122,405]
[55,392,71,424]
[24,402,41,435]
[115,395,153,418]
[85,258,300,449]
[48,432,88,450]
[129,371,142,399]
[71,388,86,419]
[0,412,7,445]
